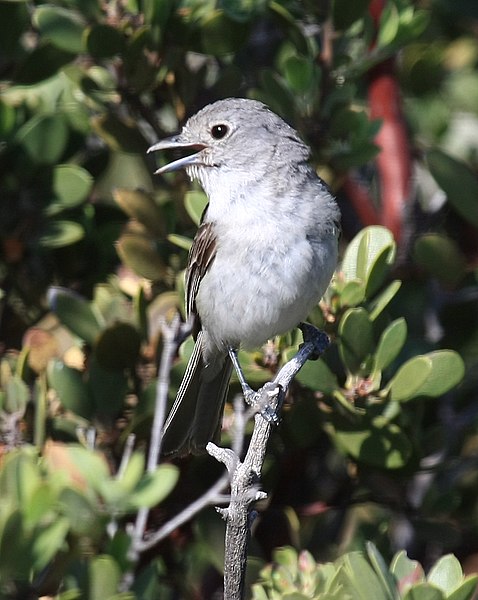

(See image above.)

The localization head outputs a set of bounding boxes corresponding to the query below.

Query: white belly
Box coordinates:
[195,225,337,356]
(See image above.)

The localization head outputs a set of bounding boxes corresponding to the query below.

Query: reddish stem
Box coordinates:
[368,60,413,241]
[343,0,413,243]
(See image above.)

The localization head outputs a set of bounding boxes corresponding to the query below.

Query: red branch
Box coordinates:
[343,0,413,244]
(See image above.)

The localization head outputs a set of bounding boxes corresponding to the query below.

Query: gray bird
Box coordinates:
[148,98,340,456]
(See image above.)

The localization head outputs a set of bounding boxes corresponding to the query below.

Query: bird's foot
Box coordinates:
[228,348,282,424]
[298,322,330,360]
[243,382,282,424]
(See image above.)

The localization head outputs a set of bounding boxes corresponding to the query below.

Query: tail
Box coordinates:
[161,333,232,457]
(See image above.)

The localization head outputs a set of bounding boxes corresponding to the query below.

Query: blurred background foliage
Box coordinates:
[1,0,478,597]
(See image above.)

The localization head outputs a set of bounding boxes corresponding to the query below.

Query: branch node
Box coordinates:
[207,442,239,472]
[216,507,230,520]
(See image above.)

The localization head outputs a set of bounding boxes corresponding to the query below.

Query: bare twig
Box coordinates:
[136,393,251,552]
[214,324,330,600]
[127,315,189,565]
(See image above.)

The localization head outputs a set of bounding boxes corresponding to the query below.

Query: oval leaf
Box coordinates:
[113,188,165,237]
[40,220,85,248]
[95,322,141,370]
[201,10,249,56]
[33,6,86,53]
[341,226,396,288]
[184,190,208,226]
[387,356,432,402]
[414,233,466,288]
[16,113,68,164]
[47,360,93,419]
[127,464,179,509]
[338,308,374,374]
[427,554,463,593]
[48,287,103,345]
[415,350,464,398]
[427,149,478,227]
[116,233,166,280]
[375,318,407,372]
[50,163,93,210]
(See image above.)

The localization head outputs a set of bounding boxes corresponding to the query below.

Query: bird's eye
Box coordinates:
[210,124,229,139]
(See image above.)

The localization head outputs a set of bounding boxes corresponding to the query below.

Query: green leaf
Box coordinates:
[330,419,412,469]
[374,318,407,371]
[23,484,57,529]
[65,445,111,489]
[387,351,464,403]
[184,190,208,226]
[32,517,70,571]
[387,356,432,402]
[89,555,121,600]
[390,550,425,587]
[33,5,86,53]
[0,449,40,506]
[95,322,141,370]
[59,487,99,535]
[448,577,478,600]
[259,69,296,121]
[341,226,395,292]
[366,542,396,600]
[0,100,16,136]
[368,280,401,321]
[427,149,478,227]
[117,452,145,492]
[294,356,339,395]
[340,550,389,599]
[48,287,103,345]
[414,234,467,288]
[40,220,85,248]
[365,244,396,298]
[47,360,93,419]
[127,464,179,509]
[167,233,193,251]
[283,55,314,93]
[338,308,374,374]
[427,554,463,594]
[47,164,93,213]
[340,280,366,307]
[144,0,174,27]
[268,1,308,54]
[91,115,148,154]
[4,375,29,414]
[116,233,166,280]
[113,188,165,237]
[87,358,129,416]
[16,113,68,164]
[16,44,75,84]
[377,2,400,47]
[417,351,465,398]
[403,583,445,600]
[201,10,250,56]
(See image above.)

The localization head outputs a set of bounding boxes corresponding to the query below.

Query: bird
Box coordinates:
[148,98,340,456]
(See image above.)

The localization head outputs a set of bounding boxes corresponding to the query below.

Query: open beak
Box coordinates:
[147,136,207,175]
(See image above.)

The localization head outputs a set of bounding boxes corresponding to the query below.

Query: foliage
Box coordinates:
[1,0,478,597]
[252,544,478,600]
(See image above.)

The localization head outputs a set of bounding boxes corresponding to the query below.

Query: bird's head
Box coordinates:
[147,98,308,187]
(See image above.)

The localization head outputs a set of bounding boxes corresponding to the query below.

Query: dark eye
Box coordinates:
[210,124,229,139]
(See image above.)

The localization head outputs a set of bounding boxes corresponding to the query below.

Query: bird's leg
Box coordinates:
[228,348,255,400]
[228,348,280,423]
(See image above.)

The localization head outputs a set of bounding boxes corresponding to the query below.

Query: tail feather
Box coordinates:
[161,334,232,457]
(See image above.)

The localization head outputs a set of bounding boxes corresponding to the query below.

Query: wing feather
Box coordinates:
[185,214,217,338]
